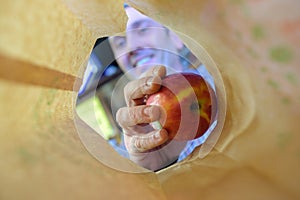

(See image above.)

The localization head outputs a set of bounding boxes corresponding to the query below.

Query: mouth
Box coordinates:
[132,54,155,68]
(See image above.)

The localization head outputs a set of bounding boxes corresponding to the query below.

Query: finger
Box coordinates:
[116,105,161,129]
[130,129,169,153]
[124,75,162,106]
[124,65,166,106]
[140,65,167,78]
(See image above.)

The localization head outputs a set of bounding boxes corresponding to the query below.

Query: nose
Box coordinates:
[126,33,141,51]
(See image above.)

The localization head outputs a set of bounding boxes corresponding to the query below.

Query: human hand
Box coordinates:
[116,66,187,171]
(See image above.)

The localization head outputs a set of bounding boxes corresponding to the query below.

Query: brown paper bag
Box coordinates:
[0,0,299,199]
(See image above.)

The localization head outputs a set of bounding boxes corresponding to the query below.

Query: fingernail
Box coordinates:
[151,121,162,130]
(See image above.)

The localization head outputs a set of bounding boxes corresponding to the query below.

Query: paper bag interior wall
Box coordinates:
[0,0,299,199]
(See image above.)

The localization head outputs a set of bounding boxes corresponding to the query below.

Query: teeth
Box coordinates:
[136,56,151,66]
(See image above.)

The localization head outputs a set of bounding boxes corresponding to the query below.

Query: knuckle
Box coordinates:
[128,108,139,124]
[141,65,166,78]
[134,137,142,149]
[132,133,157,153]
[116,106,149,127]
[134,105,159,124]
[144,76,162,94]
[133,136,146,152]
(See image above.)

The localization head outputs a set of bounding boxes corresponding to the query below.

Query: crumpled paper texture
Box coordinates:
[0,0,299,199]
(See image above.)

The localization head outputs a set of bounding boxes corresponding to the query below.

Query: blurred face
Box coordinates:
[109,7,184,78]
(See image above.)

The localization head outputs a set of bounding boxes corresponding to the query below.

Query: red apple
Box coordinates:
[146,73,213,141]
